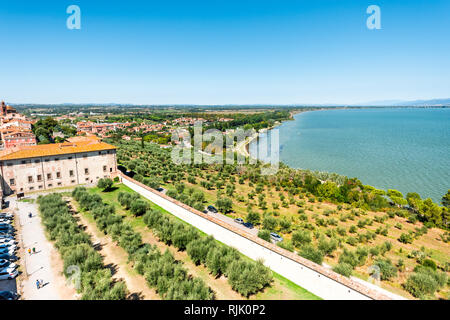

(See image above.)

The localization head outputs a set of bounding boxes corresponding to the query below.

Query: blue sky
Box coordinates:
[0,0,449,105]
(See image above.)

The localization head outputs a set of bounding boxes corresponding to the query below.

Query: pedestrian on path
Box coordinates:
[36,279,40,289]
[32,247,36,254]
[28,248,31,255]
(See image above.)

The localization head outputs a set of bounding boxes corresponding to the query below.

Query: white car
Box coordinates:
[0,268,18,280]
[0,238,16,245]
[0,259,16,270]
[0,220,11,225]
[0,240,15,247]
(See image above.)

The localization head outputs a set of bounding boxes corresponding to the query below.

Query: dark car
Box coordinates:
[202,210,208,214]
[0,291,18,300]
[243,222,254,229]
[207,205,218,213]
[156,187,164,192]
[0,253,17,262]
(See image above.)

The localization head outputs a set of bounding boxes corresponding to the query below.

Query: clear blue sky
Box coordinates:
[1,0,449,105]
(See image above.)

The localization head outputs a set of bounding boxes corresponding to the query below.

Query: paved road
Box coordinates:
[14,197,67,300]
[207,211,259,237]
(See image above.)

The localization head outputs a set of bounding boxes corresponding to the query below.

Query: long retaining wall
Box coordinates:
[120,173,391,300]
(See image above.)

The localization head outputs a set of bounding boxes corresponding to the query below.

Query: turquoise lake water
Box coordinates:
[249,108,450,203]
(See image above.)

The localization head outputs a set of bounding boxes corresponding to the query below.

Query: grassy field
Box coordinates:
[88,183,321,300]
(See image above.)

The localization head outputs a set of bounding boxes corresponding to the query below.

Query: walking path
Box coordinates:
[71,201,159,300]
[14,196,77,300]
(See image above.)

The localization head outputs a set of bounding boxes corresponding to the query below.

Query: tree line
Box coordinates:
[72,186,213,300]
[38,193,128,300]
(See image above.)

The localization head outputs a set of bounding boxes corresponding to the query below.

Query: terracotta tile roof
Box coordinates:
[0,139,116,161]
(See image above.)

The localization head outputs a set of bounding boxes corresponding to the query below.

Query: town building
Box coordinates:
[0,137,118,196]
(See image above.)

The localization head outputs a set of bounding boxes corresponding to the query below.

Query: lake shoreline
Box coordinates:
[245,107,449,202]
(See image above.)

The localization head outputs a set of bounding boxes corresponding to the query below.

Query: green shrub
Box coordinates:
[333,263,353,277]
[257,230,271,242]
[374,259,398,281]
[298,245,324,265]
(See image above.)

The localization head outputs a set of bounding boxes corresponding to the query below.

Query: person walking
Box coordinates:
[28,248,31,255]
[32,247,36,254]
[36,279,40,289]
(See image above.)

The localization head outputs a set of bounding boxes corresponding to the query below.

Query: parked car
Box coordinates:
[156,187,165,192]
[0,253,17,262]
[0,259,16,270]
[0,291,18,300]
[0,268,18,280]
[234,218,244,224]
[207,205,218,213]
[0,248,15,256]
[0,225,14,231]
[0,232,14,237]
[0,241,15,248]
[243,222,254,229]
[270,232,283,242]
[0,239,16,245]
[202,210,208,214]
[0,215,13,220]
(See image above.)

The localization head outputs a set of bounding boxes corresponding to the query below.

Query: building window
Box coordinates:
[7,163,13,166]
[47,173,52,180]
[68,156,73,160]
[48,184,53,188]
[28,176,33,183]
[103,165,107,172]
[57,182,62,186]
[38,185,43,189]
[37,175,42,182]
[71,180,76,184]
[54,158,59,161]
[9,179,15,186]
[56,172,61,179]
[29,187,34,191]
[35,159,40,163]
[110,168,113,172]
[83,154,88,158]
[69,170,74,177]
[85,177,89,181]
[84,168,89,175]
[45,158,50,162]
[21,161,26,164]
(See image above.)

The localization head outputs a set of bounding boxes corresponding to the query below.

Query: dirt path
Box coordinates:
[73,208,160,300]
[134,224,243,300]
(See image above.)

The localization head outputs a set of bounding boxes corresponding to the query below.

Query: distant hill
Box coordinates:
[361,98,450,107]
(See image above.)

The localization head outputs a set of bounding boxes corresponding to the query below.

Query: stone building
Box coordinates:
[0,139,118,196]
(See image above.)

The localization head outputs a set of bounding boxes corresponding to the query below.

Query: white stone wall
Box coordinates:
[122,176,372,300]
[0,150,117,194]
